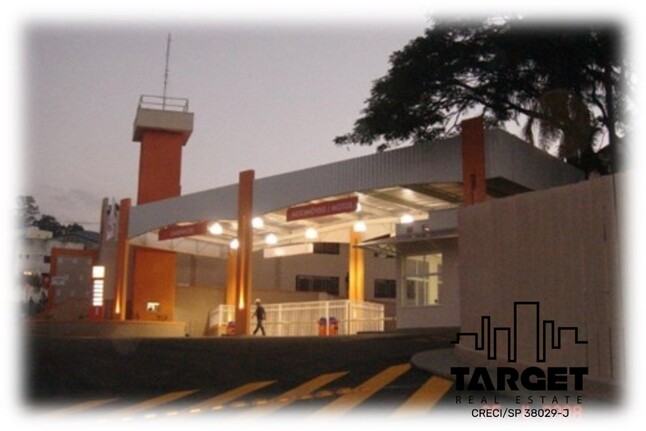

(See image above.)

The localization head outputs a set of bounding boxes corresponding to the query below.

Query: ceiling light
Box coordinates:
[400,213,415,224]
[265,233,278,245]
[353,220,367,233]
[230,239,240,250]
[252,217,264,229]
[305,227,318,240]
[208,222,223,235]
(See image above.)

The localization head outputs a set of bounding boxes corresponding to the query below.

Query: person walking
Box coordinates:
[253,298,266,336]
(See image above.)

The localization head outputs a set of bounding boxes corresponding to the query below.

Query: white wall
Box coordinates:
[456,175,624,386]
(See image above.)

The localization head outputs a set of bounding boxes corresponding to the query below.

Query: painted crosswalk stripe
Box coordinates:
[311,363,411,417]
[111,389,198,418]
[391,375,453,417]
[185,380,276,413]
[246,371,348,416]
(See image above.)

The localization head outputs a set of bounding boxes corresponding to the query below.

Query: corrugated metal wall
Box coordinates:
[457,174,624,385]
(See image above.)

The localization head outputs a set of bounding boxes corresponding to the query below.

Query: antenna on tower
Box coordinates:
[162,33,171,110]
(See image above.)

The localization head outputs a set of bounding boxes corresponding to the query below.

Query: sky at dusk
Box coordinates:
[21,21,432,230]
[6,2,644,234]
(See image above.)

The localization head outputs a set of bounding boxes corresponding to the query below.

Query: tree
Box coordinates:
[17,196,85,237]
[334,18,627,175]
[33,214,86,238]
[17,195,40,227]
[34,214,65,237]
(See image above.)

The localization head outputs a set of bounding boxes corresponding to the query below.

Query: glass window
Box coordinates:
[374,279,397,299]
[295,275,340,296]
[313,242,340,255]
[402,253,442,306]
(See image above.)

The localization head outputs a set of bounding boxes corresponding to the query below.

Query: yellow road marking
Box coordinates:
[47,398,119,416]
[311,363,411,417]
[391,375,453,417]
[188,381,276,412]
[112,389,198,418]
[247,371,348,416]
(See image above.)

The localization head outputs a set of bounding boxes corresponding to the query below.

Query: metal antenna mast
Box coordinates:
[162,33,171,110]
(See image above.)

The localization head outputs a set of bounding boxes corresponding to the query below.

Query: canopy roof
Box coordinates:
[127,129,584,258]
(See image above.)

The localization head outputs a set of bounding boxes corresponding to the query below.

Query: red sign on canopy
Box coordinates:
[158,221,208,241]
[286,196,358,222]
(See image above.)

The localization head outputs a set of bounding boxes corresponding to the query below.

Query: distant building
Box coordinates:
[17,226,100,319]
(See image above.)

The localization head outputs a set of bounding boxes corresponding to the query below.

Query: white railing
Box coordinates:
[208,300,384,336]
[208,304,236,335]
[138,94,190,112]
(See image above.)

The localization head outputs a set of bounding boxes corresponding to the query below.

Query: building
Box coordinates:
[74,95,585,337]
[28,93,622,395]
[17,226,101,319]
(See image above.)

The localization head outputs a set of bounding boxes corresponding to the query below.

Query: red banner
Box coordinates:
[286,196,358,222]
[158,221,208,241]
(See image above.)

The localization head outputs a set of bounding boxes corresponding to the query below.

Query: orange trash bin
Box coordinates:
[318,317,328,336]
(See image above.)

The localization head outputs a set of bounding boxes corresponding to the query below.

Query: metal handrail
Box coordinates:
[138,94,190,112]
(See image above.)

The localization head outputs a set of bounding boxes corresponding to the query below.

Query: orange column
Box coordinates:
[235,170,255,335]
[225,250,237,306]
[348,229,365,302]
[132,247,177,321]
[114,198,131,320]
[461,116,487,205]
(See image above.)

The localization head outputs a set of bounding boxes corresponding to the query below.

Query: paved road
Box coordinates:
[24,330,458,419]
[28,363,457,421]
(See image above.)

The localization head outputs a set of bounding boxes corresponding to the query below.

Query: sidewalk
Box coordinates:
[410,347,462,380]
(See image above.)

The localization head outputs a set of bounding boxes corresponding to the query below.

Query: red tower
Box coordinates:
[130,95,194,321]
[133,96,193,204]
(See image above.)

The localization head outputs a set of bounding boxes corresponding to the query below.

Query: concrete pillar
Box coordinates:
[461,116,487,205]
[348,229,365,302]
[225,250,237,306]
[235,170,255,335]
[114,198,131,320]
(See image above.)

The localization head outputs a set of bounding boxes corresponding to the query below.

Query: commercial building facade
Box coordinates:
[75,97,585,336]
[31,95,622,394]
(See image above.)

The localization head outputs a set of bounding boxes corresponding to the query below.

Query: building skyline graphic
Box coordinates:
[452,301,588,362]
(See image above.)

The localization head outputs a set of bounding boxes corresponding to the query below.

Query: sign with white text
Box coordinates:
[286,196,358,222]
[158,222,208,241]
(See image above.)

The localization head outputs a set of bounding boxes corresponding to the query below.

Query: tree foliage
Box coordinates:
[17,195,40,227]
[335,18,627,174]
[17,195,85,238]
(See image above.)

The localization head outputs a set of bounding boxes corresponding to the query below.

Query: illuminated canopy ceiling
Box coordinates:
[127,129,583,258]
